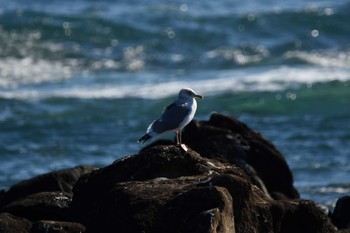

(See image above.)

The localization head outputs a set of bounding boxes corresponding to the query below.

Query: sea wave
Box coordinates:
[1,65,349,100]
[284,50,350,68]
[1,1,349,72]
[0,0,349,100]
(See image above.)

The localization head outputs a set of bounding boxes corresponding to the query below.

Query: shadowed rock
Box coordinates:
[153,186,235,233]
[142,113,299,199]
[71,145,335,233]
[0,166,94,233]
[71,146,246,233]
[330,195,350,230]
[1,192,72,222]
[0,166,95,208]
[31,220,86,233]
[0,213,31,233]
[181,113,299,199]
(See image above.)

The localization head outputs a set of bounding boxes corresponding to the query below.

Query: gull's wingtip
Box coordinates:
[138,134,152,144]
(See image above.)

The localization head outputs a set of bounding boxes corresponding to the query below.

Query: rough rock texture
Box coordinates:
[72,145,336,233]
[31,220,86,233]
[1,192,72,222]
[0,165,95,208]
[143,113,299,200]
[1,113,348,233]
[0,212,32,233]
[0,166,94,233]
[182,113,299,200]
[71,146,242,233]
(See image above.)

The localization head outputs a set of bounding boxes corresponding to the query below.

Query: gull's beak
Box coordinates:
[195,94,204,99]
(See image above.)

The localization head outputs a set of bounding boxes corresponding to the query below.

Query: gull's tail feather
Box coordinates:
[138,133,152,143]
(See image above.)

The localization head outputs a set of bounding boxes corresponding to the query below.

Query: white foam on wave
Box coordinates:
[102,65,349,99]
[285,50,350,68]
[0,57,76,88]
[1,65,349,100]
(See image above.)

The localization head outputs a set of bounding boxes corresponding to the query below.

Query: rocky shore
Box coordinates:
[0,113,349,233]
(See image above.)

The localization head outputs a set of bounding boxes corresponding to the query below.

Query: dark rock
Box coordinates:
[330,195,350,229]
[31,220,86,233]
[153,186,234,233]
[200,174,273,233]
[140,139,174,151]
[0,191,4,206]
[0,212,31,233]
[0,166,95,208]
[270,200,336,233]
[72,145,334,233]
[72,146,248,233]
[199,173,335,233]
[0,113,340,232]
[1,192,72,222]
[181,113,299,199]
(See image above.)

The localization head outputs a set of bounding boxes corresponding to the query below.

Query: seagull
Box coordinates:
[138,88,204,149]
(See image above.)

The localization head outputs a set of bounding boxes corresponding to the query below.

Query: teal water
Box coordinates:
[0,0,350,209]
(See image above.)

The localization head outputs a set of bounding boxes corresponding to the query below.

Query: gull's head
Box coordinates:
[178,88,204,100]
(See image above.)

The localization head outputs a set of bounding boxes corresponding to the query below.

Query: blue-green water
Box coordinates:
[0,0,350,209]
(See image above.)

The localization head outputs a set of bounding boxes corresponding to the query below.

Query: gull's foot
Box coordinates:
[180,144,188,152]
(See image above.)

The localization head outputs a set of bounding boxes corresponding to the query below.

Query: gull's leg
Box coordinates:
[175,131,180,145]
[179,131,182,145]
[178,130,188,152]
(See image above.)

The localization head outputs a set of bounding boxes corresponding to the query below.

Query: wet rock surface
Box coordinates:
[0,113,348,233]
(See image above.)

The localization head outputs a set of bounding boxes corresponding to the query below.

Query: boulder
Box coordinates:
[141,113,298,199]
[0,212,31,233]
[330,195,350,230]
[181,113,299,199]
[31,220,86,233]
[71,145,245,233]
[270,200,336,233]
[0,166,93,233]
[72,145,335,233]
[1,192,72,222]
[153,186,235,233]
[0,166,95,208]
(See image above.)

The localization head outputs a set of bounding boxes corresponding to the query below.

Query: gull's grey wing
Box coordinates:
[149,103,191,134]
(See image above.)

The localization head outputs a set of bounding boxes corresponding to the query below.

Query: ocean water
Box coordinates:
[0,0,350,209]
